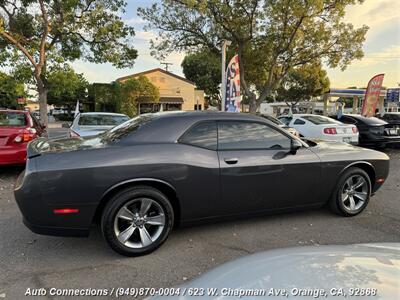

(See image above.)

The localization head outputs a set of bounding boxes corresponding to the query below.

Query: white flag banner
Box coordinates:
[74,100,80,118]
[225,54,241,112]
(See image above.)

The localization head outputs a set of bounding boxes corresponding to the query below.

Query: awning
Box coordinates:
[138,97,184,104]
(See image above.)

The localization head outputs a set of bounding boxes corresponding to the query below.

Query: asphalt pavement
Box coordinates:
[0,133,399,299]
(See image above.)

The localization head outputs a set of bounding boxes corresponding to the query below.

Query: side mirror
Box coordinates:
[290,139,302,155]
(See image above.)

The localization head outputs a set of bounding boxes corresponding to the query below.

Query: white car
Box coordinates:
[278,114,359,144]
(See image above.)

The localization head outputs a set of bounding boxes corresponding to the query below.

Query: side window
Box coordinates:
[218,121,291,150]
[179,121,217,150]
[294,118,305,125]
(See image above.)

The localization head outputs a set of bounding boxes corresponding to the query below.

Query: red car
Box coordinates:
[0,110,47,165]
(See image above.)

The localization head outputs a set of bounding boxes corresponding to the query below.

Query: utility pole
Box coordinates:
[161,62,173,71]
[221,40,231,111]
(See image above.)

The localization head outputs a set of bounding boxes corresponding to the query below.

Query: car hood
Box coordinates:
[27,136,107,157]
[150,244,400,300]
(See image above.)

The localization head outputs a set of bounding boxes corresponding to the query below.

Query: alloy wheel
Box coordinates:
[341,175,368,212]
[113,198,166,249]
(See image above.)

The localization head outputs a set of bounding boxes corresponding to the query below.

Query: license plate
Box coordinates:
[0,137,7,146]
[343,137,351,143]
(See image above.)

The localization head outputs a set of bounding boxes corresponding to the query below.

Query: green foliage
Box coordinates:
[181,49,221,106]
[88,82,120,113]
[276,63,330,105]
[139,0,368,112]
[119,76,160,117]
[47,65,89,107]
[87,76,159,117]
[0,71,25,108]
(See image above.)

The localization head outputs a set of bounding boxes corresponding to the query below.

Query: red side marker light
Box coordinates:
[53,208,79,214]
[376,178,385,183]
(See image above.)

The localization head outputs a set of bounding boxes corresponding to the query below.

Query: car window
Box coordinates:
[0,112,27,126]
[218,121,291,150]
[102,114,154,142]
[294,118,305,125]
[339,116,357,124]
[179,121,217,150]
[301,115,341,125]
[79,114,130,126]
[278,117,292,126]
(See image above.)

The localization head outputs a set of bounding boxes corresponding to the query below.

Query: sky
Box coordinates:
[3,0,400,89]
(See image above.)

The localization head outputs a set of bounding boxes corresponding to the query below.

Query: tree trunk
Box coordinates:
[37,81,49,126]
[249,95,257,113]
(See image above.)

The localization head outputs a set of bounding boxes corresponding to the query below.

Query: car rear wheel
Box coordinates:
[329,168,371,217]
[101,186,174,256]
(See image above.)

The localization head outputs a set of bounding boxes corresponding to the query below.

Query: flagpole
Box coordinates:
[221,40,231,112]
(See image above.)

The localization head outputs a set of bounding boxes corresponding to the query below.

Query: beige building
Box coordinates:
[117,68,205,114]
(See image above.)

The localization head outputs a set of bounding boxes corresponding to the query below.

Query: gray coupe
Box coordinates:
[14,111,389,256]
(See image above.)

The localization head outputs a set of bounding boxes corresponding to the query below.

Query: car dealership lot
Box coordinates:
[0,146,399,299]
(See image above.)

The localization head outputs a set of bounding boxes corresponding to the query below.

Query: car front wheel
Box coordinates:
[329,168,371,217]
[101,186,174,256]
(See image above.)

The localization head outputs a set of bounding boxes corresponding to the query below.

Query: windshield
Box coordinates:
[301,115,341,125]
[0,112,27,126]
[102,114,155,142]
[79,114,130,126]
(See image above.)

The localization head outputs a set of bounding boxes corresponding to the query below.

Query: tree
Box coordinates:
[0,71,25,108]
[47,65,88,109]
[0,0,138,125]
[181,49,221,107]
[138,0,368,112]
[118,75,159,117]
[276,63,330,109]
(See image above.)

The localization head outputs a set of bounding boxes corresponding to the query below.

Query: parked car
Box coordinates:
[330,114,400,148]
[259,114,300,137]
[377,112,400,136]
[278,114,359,144]
[151,243,400,300]
[69,112,130,137]
[0,110,47,165]
[15,112,389,256]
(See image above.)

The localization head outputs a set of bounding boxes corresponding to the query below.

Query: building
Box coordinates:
[117,68,205,114]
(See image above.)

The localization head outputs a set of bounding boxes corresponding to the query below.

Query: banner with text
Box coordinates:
[225,54,241,112]
[361,74,385,117]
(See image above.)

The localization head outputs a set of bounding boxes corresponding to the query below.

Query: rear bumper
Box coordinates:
[22,218,89,237]
[14,169,95,238]
[360,136,400,146]
[0,146,27,165]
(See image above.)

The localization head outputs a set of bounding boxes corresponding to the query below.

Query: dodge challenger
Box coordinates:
[14,111,390,256]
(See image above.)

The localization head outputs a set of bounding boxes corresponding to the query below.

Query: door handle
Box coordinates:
[224,158,238,165]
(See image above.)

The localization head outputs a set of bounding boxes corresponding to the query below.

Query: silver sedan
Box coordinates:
[69,112,130,137]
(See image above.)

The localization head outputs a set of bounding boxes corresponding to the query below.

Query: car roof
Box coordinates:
[80,112,128,116]
[119,111,279,144]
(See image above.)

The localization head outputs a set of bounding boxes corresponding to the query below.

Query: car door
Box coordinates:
[217,120,322,215]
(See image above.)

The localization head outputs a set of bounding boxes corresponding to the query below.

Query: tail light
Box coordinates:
[370,126,384,135]
[352,127,358,133]
[13,128,37,143]
[323,128,337,135]
[70,130,80,138]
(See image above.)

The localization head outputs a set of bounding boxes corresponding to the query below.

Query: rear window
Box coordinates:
[0,112,27,126]
[301,115,341,125]
[261,115,283,126]
[102,114,154,142]
[79,114,130,126]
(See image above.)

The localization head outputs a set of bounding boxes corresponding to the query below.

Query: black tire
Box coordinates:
[101,186,174,256]
[329,167,371,217]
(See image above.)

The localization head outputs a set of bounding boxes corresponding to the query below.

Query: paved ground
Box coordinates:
[0,133,399,299]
